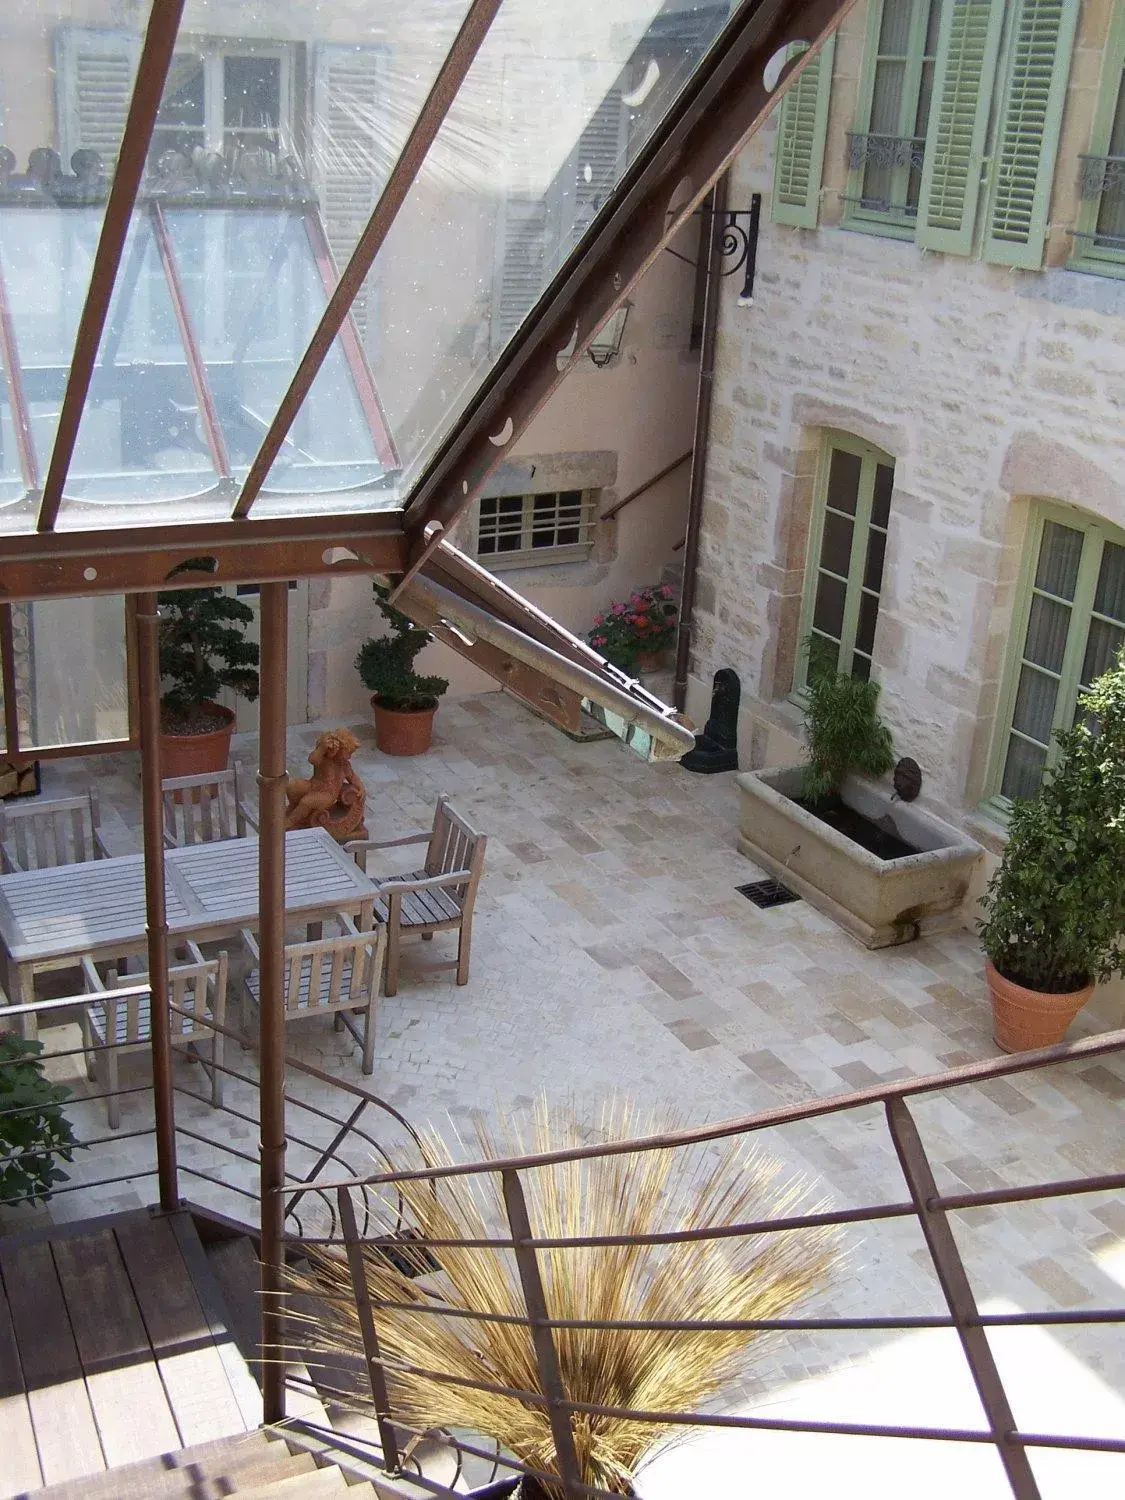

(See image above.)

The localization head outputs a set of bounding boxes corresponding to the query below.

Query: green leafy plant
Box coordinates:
[0,1032,82,1206]
[355,583,449,713]
[588,584,678,672]
[978,648,1125,994]
[801,642,894,802]
[158,558,260,732]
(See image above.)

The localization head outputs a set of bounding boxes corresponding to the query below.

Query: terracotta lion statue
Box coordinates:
[285,728,367,842]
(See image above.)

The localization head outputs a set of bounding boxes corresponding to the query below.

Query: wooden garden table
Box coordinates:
[0,826,378,1036]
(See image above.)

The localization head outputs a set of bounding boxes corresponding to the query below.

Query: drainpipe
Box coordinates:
[673,172,729,714]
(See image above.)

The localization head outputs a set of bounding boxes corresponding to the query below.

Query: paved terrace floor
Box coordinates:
[8,690,1125,1497]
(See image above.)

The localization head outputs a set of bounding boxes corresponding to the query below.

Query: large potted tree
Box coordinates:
[979,649,1125,1052]
[355,584,448,757]
[158,559,261,777]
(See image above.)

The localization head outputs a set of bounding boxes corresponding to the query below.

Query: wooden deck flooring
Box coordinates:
[0,1209,259,1496]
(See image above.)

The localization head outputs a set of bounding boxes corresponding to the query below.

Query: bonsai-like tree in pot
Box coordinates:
[158,559,261,776]
[355,584,449,757]
[978,648,1125,1052]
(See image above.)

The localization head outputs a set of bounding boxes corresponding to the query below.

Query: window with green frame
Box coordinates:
[845,0,943,232]
[797,435,894,689]
[986,506,1125,808]
[1073,2,1125,272]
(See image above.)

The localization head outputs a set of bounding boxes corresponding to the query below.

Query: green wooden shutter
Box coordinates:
[983,0,1079,268]
[54,26,141,170]
[771,34,836,229]
[915,1,1005,255]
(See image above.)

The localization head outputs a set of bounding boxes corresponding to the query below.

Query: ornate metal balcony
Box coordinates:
[1079,153,1125,201]
[846,131,927,174]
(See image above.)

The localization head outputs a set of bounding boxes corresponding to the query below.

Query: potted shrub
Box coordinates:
[294,1100,837,1498]
[588,584,678,674]
[735,643,982,947]
[355,584,449,756]
[978,649,1125,1052]
[158,559,260,777]
[0,1032,82,1207]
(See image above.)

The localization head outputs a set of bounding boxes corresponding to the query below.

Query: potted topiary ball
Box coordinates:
[158,558,261,777]
[355,584,449,756]
[978,648,1125,1051]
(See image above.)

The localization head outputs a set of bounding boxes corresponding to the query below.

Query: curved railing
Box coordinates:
[276,1026,1125,1500]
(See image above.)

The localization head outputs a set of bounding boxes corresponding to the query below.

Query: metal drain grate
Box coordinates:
[736,878,800,909]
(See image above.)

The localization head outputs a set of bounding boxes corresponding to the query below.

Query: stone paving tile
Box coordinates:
[18,690,1125,1452]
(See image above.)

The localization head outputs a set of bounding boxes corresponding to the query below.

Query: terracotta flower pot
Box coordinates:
[984,958,1094,1054]
[635,649,668,673]
[372,697,437,757]
[159,701,236,780]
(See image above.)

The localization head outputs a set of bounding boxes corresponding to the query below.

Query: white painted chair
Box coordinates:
[0,789,109,871]
[162,767,259,848]
[80,943,228,1129]
[239,914,386,1075]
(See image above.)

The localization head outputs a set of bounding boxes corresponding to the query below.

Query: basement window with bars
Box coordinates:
[476,490,597,568]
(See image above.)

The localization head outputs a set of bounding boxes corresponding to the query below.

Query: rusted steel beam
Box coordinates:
[135,591,179,1211]
[502,1169,584,1499]
[301,212,399,471]
[258,580,290,1426]
[150,202,231,479]
[36,0,189,532]
[230,0,504,519]
[0,251,38,491]
[886,1096,1041,1499]
[391,0,856,598]
[336,1187,402,1472]
[0,516,405,602]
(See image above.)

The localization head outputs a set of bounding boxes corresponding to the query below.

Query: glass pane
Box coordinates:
[224,56,281,133]
[1096,71,1125,244]
[18,595,128,748]
[358,0,728,493]
[864,527,887,593]
[152,53,206,159]
[1023,593,1071,674]
[1011,664,1059,745]
[1080,617,1125,690]
[871,463,894,528]
[0,3,153,534]
[856,590,880,656]
[1034,520,1084,600]
[813,572,847,639]
[869,59,907,136]
[878,0,915,55]
[826,449,862,515]
[851,652,871,681]
[1094,539,1125,622]
[1001,735,1048,802]
[819,510,854,577]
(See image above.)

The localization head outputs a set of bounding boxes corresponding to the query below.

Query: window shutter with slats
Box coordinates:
[982,0,1079,268]
[568,87,629,249]
[311,44,391,336]
[54,26,140,169]
[771,35,836,228]
[914,1,1005,255]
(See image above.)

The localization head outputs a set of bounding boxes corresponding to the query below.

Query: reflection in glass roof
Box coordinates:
[0,0,729,534]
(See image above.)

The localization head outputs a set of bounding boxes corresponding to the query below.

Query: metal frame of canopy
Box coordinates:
[0,0,861,1429]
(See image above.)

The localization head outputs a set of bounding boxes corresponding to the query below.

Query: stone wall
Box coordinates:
[690,0,1125,833]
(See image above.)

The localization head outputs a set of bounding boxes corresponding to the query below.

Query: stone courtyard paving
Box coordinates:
[20,690,1125,1496]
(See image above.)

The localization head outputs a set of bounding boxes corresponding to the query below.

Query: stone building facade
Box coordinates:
[688,0,1125,856]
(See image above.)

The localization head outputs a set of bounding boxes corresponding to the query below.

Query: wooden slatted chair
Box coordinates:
[346,796,487,997]
[79,943,228,1129]
[0,789,110,872]
[239,915,386,1075]
[162,767,259,848]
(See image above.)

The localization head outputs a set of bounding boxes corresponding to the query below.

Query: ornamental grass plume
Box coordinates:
[290,1099,839,1498]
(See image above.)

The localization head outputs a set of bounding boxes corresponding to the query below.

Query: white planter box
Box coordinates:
[736,766,983,948]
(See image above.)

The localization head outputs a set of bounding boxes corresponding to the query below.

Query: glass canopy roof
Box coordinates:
[0,0,728,534]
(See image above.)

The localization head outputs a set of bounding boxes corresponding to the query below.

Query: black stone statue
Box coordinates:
[679,668,740,774]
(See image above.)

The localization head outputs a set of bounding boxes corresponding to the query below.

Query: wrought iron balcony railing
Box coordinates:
[846,131,927,174]
[1079,153,1125,201]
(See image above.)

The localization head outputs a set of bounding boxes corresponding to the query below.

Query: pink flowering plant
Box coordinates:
[588,583,679,671]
